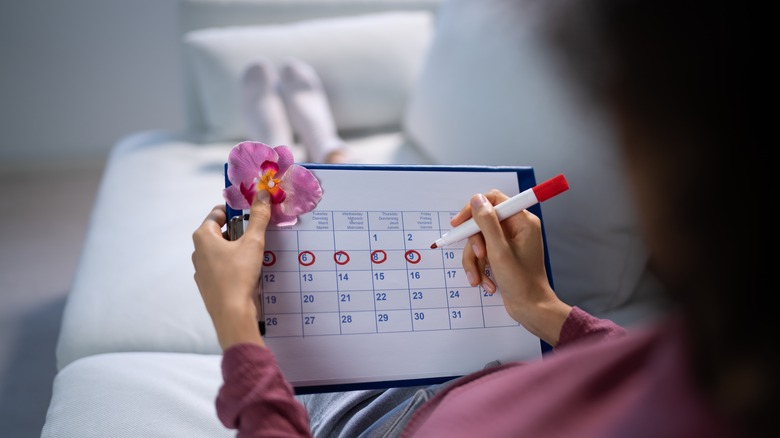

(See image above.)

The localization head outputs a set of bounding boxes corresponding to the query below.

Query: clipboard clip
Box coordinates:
[226,213,250,241]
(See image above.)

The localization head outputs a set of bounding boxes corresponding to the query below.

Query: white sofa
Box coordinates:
[42,0,668,436]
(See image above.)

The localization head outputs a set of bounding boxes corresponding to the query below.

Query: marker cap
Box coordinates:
[532,174,569,203]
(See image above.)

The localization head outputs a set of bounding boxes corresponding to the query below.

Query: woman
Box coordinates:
[192,0,770,436]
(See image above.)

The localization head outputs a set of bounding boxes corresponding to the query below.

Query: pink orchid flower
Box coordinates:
[223,141,323,226]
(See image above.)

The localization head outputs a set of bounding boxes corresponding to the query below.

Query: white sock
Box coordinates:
[278,58,348,163]
[241,59,293,146]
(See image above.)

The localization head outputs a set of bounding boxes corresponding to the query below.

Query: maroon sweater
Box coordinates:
[217,307,738,437]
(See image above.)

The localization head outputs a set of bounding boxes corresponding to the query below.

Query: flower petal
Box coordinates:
[271,204,298,227]
[260,160,279,174]
[274,145,294,174]
[239,182,257,206]
[223,184,252,210]
[278,165,323,217]
[268,186,287,204]
[227,141,278,186]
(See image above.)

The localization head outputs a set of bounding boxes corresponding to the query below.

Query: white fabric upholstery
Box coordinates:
[55,132,232,370]
[179,0,441,32]
[42,352,229,438]
[183,11,434,142]
[403,0,665,319]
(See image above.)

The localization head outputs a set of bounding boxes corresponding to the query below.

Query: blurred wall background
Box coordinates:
[0,2,187,435]
[0,0,184,166]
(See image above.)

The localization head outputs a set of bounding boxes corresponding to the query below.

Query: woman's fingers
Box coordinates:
[453,190,512,294]
[450,203,473,227]
[462,234,482,287]
[196,205,228,237]
[469,194,506,251]
[468,193,510,294]
[243,191,272,241]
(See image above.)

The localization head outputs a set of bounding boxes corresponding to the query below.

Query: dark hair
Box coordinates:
[544,0,772,434]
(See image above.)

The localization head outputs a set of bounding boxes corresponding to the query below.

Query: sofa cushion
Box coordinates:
[183,11,434,142]
[42,352,229,438]
[403,0,665,320]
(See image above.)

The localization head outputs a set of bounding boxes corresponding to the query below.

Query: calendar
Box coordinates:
[230,165,552,393]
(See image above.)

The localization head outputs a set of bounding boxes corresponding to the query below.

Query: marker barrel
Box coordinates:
[432,174,568,249]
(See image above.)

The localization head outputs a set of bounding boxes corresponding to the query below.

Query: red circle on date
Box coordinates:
[263,251,276,266]
[298,251,316,266]
[405,250,422,264]
[371,250,387,264]
[333,251,350,265]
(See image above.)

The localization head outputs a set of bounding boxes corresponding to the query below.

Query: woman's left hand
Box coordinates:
[192,190,272,350]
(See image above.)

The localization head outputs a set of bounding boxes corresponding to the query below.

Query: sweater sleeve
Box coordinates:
[217,343,312,438]
[556,306,626,349]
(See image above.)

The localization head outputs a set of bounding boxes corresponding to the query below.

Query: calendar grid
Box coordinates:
[366,210,378,333]
[329,210,341,336]
[258,209,519,338]
[401,211,415,332]
[438,215,452,330]
[296,230,303,336]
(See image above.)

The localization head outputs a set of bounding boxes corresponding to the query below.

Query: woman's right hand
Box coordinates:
[451,189,572,346]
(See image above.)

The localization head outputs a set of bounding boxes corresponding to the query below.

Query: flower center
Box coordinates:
[254,169,281,193]
[251,167,287,205]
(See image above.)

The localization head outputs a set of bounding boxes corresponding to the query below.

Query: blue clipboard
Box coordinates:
[224,162,554,394]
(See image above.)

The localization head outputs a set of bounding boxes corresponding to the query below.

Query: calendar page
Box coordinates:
[236,165,549,393]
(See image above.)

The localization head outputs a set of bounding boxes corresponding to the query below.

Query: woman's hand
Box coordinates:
[192,190,272,350]
[452,189,572,346]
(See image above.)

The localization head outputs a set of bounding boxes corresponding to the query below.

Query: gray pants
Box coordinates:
[295,382,450,438]
[295,361,502,437]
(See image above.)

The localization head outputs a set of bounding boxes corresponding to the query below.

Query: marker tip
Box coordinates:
[430,243,437,249]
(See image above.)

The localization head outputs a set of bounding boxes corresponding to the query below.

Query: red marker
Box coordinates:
[430,174,569,249]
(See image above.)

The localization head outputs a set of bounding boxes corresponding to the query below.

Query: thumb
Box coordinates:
[470,194,507,250]
[244,189,272,238]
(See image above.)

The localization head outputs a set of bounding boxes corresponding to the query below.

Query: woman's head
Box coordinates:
[544,0,771,432]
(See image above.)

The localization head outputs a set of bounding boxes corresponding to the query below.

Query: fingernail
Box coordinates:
[466,270,476,286]
[470,193,489,211]
[471,244,480,258]
[482,281,494,294]
[256,190,270,203]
